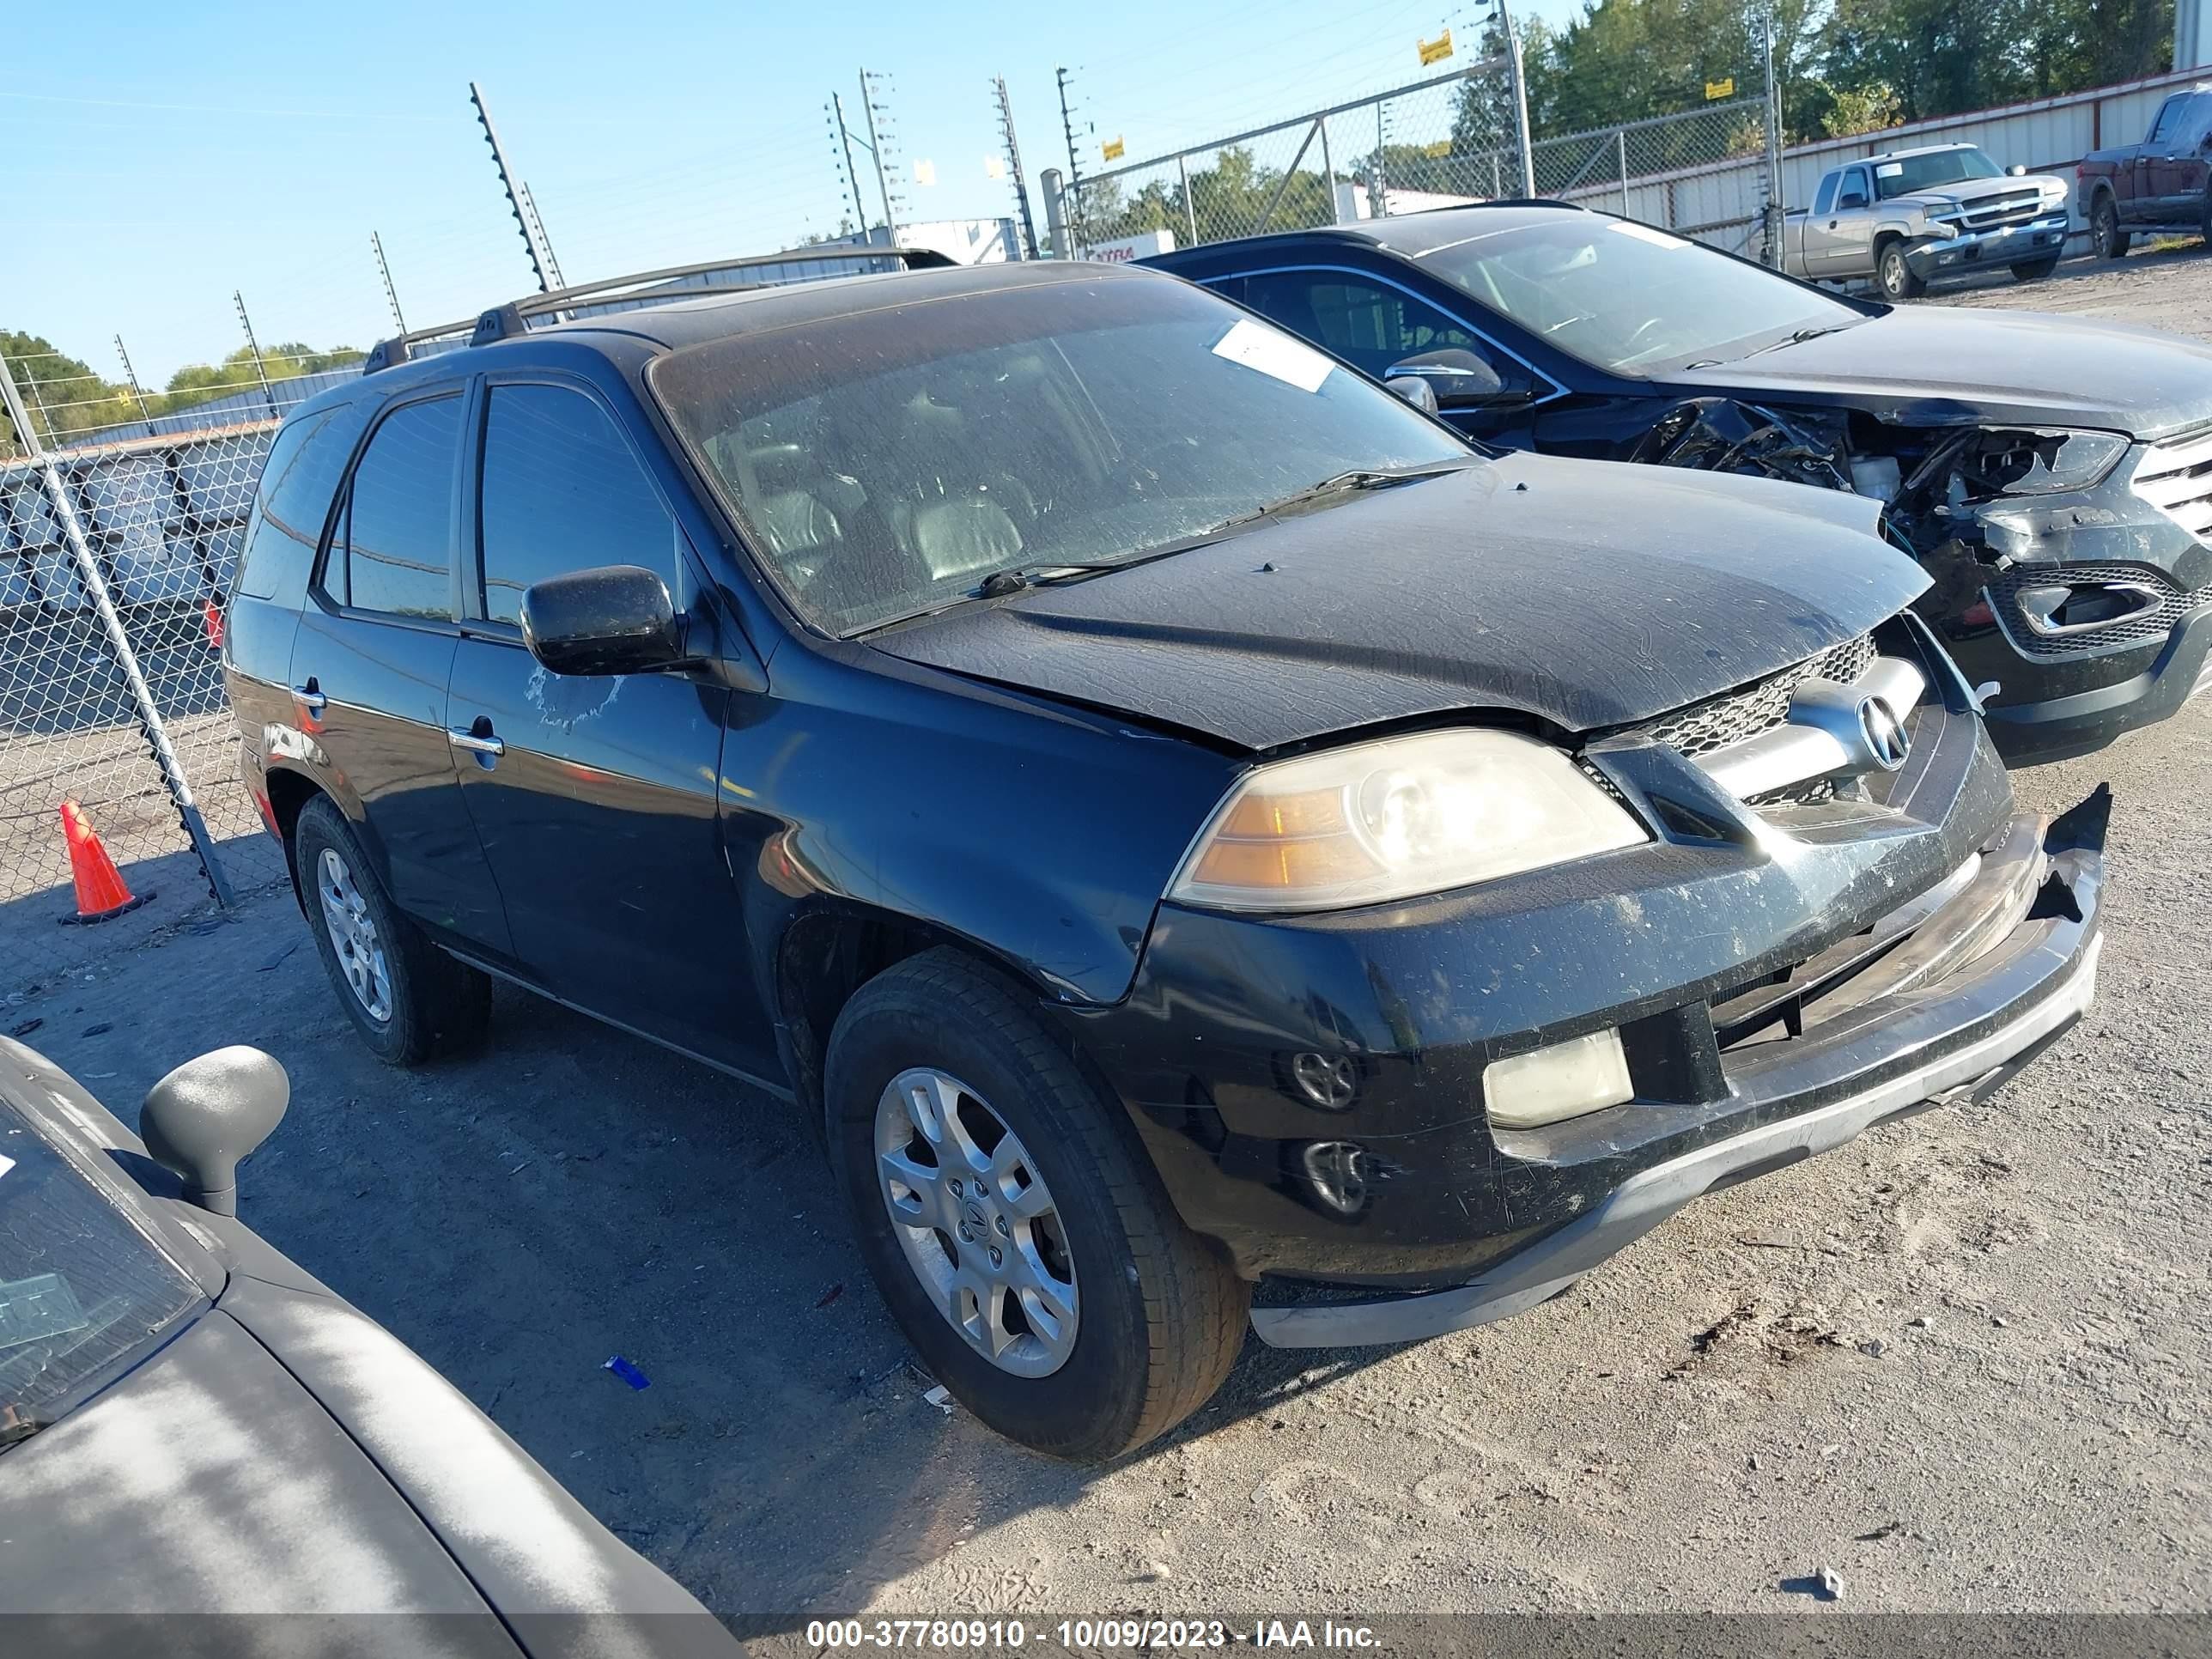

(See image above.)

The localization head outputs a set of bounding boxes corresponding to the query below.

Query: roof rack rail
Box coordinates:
[363,245,957,374]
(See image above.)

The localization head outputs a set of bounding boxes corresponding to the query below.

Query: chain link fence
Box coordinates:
[2,351,324,926]
[1064,64,1779,262]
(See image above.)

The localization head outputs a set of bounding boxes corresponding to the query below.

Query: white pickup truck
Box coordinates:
[1780,143,2073,301]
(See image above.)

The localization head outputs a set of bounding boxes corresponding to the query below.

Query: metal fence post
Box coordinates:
[1761,14,1787,264]
[1318,113,1340,223]
[1618,130,1631,217]
[0,353,237,908]
[1176,152,1198,246]
[1040,167,1067,258]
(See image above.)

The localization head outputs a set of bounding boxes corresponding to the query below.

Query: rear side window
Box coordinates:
[234,405,356,605]
[477,384,677,627]
[334,395,460,620]
[1813,172,1838,215]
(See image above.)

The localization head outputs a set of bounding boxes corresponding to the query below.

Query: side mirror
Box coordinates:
[519,564,684,678]
[2007,163,2027,176]
[1385,375,1440,415]
[142,1047,289,1218]
[1838,190,1869,210]
[1385,348,1507,409]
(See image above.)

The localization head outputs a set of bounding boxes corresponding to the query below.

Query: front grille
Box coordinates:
[1948,190,2048,234]
[2133,428,2212,545]
[1629,633,1877,759]
[1986,563,2211,660]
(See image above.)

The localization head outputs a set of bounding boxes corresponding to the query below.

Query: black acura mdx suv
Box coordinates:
[224,259,2106,1459]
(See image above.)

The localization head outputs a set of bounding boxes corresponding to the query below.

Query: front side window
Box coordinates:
[2147,95,2185,143]
[1872,149,2002,199]
[1421,217,1864,376]
[1840,167,1872,204]
[1,1098,206,1448]
[477,384,678,627]
[1238,270,1533,395]
[651,276,1471,636]
[338,395,460,620]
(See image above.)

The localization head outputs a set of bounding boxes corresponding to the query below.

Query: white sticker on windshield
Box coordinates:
[1876,161,1904,177]
[1609,221,1687,250]
[1211,318,1334,394]
[0,1154,11,1182]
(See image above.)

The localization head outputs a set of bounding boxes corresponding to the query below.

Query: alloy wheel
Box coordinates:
[873,1066,1079,1377]
[317,847,393,1023]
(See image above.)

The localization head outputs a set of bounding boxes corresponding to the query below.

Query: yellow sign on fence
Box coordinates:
[1418,27,1454,66]
[1102,135,1126,161]
[1705,76,1736,100]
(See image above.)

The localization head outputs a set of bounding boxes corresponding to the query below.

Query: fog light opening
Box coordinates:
[1485,1029,1635,1130]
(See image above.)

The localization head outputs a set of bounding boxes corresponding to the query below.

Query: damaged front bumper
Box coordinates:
[1904,211,2071,279]
[1249,799,2103,1346]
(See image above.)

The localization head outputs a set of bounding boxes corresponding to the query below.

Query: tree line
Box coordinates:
[1075,0,2176,243]
[3,331,363,455]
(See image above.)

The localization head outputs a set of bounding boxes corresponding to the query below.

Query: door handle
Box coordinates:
[292,682,325,711]
[447,726,506,757]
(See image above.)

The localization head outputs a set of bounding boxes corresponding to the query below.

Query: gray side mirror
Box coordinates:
[1385,347,1507,409]
[1385,375,1439,415]
[142,1047,289,1218]
[520,564,684,678]
[2007,163,2027,176]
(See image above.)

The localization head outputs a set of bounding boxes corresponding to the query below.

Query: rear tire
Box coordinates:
[2010,255,2061,283]
[825,949,1249,1462]
[2092,194,2130,259]
[293,798,490,1066]
[1876,240,1925,301]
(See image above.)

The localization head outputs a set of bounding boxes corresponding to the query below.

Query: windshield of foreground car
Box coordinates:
[1874,148,2003,200]
[651,275,1474,635]
[0,1095,205,1447]
[1416,218,1866,376]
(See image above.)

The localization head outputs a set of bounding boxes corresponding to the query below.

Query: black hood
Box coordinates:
[1666,305,2212,441]
[871,452,1925,752]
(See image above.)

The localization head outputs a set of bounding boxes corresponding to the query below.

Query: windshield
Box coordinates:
[1417,218,1863,376]
[651,275,1471,635]
[1873,148,2002,199]
[1,1094,205,1447]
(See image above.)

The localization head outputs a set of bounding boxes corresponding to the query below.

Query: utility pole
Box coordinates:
[1761,9,1786,265]
[993,76,1041,258]
[470,80,557,293]
[113,336,156,435]
[234,291,278,417]
[830,94,867,232]
[860,69,900,244]
[1055,67,1085,252]
[371,232,409,335]
[1493,0,1537,197]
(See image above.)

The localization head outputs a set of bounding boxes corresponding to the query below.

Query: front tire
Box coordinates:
[2010,255,2061,283]
[2092,195,2130,259]
[293,798,490,1066]
[825,950,1249,1461]
[1877,240,1925,301]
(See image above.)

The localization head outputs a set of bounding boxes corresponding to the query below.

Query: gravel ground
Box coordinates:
[3,248,2209,1627]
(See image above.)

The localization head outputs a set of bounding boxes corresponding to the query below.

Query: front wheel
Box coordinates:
[2092,195,2130,259]
[825,950,1249,1461]
[1877,240,1925,301]
[2010,255,2062,283]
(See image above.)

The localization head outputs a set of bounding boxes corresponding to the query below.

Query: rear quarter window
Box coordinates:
[234,401,364,608]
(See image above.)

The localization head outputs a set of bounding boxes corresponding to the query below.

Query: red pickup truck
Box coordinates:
[2079,83,2212,256]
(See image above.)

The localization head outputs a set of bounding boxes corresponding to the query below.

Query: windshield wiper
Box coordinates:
[1226,461,1475,526]
[1737,323,1859,361]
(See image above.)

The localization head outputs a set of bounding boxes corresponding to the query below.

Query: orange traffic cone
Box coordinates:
[58,800,153,926]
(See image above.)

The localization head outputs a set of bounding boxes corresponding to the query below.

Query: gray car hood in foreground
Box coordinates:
[1666,304,2212,441]
[874,450,1922,752]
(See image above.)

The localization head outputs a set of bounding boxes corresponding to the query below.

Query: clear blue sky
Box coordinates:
[3,0,1585,382]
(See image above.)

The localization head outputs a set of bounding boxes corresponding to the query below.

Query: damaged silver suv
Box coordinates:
[1148,204,2212,764]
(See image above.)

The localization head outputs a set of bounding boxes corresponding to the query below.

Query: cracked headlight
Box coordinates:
[1169,729,1648,913]
[1972,428,2130,496]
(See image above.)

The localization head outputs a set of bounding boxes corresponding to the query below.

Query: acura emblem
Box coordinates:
[1858,695,1910,770]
